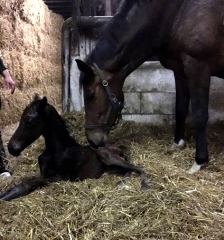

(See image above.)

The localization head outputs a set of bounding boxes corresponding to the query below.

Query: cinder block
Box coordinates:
[122,93,141,114]
[208,92,224,122]
[210,77,224,92]
[122,114,174,125]
[123,62,175,92]
[141,93,175,114]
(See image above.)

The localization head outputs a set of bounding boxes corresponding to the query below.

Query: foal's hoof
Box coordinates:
[0,172,11,178]
[140,173,149,191]
[187,162,207,174]
[141,182,149,192]
[116,181,130,190]
[171,139,185,150]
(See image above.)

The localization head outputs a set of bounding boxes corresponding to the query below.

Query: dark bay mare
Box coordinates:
[76,0,224,173]
[0,95,148,201]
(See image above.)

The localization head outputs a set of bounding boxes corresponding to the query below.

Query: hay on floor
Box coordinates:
[0,112,224,240]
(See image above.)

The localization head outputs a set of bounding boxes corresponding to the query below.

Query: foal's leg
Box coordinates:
[171,72,190,149]
[0,174,62,201]
[116,171,132,188]
[96,149,149,190]
[38,149,56,178]
[183,55,210,173]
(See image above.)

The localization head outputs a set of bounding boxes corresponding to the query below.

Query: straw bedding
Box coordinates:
[0,112,224,240]
[0,0,64,126]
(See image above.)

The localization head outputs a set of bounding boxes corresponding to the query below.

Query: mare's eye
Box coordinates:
[86,93,95,101]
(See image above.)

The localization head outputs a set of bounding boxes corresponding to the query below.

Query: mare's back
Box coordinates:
[171,0,224,54]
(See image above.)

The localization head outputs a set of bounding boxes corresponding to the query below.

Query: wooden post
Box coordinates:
[105,0,112,16]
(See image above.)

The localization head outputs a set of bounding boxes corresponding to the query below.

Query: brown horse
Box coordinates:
[75,0,224,173]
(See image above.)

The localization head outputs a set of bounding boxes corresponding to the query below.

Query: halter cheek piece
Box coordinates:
[84,63,123,131]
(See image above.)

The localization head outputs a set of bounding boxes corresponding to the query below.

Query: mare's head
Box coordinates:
[76,60,124,148]
[8,95,48,156]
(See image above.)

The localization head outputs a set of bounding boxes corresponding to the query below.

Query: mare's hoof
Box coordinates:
[171,139,185,150]
[187,162,207,174]
[0,172,11,178]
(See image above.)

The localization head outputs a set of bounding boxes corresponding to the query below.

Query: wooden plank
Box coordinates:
[105,0,112,16]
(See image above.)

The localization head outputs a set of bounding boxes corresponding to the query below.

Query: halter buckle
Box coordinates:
[102,80,108,86]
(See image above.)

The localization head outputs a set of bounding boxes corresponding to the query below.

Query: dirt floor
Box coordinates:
[0,113,224,240]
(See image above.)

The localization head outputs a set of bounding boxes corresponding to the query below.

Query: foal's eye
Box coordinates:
[86,93,95,101]
[25,118,33,125]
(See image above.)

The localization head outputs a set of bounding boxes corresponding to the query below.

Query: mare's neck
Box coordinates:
[89,0,183,77]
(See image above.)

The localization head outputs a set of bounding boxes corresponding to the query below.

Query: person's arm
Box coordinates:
[0,58,16,94]
[0,57,6,73]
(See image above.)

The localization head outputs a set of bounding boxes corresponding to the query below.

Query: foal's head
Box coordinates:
[8,95,47,156]
[76,60,124,148]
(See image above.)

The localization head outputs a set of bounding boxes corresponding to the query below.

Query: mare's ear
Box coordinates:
[75,59,94,76]
[38,97,47,113]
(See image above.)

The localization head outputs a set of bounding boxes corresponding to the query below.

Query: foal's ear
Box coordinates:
[38,97,47,113]
[75,59,94,76]
[33,93,40,101]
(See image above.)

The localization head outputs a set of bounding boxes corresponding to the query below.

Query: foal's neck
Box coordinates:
[43,106,78,152]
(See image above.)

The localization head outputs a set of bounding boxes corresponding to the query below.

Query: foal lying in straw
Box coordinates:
[0,95,148,201]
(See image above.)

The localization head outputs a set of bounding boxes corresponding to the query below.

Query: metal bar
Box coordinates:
[61,18,73,112]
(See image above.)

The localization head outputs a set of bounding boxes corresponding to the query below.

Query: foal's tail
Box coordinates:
[0,175,61,201]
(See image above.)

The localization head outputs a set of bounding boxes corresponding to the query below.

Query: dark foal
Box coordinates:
[76,0,224,173]
[0,95,148,201]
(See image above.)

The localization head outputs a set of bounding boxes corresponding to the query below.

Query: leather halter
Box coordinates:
[84,63,123,131]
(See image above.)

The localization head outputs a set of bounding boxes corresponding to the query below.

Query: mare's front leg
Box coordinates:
[183,55,210,173]
[38,149,56,178]
[172,71,190,149]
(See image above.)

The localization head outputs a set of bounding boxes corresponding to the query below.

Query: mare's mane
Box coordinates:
[87,0,137,67]
[79,0,151,87]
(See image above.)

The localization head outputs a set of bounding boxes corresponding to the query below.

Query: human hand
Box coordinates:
[2,70,16,94]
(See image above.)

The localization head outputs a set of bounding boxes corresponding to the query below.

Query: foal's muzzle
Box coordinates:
[8,141,22,156]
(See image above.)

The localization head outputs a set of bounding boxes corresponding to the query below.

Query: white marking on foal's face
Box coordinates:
[171,139,185,150]
[0,172,11,178]
[187,162,203,174]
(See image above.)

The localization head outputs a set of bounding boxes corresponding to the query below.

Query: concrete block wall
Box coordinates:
[122,62,176,124]
[121,62,224,124]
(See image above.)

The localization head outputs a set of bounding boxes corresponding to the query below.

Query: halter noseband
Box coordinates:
[84,63,123,131]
